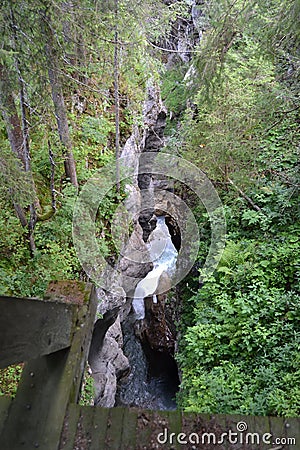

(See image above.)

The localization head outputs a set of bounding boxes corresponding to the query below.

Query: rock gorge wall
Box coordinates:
[88,82,171,407]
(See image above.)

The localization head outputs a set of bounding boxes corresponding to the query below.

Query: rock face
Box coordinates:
[88,288,128,408]
[91,317,130,407]
[119,221,154,297]
[88,220,154,407]
[140,294,175,353]
[88,82,168,408]
[138,82,167,242]
[135,270,178,356]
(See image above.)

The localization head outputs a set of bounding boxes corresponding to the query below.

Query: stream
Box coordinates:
[132,216,178,319]
[116,215,180,410]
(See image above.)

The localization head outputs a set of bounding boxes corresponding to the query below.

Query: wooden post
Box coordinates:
[0,296,77,369]
[0,281,97,450]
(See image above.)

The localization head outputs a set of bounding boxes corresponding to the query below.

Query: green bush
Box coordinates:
[177,230,300,416]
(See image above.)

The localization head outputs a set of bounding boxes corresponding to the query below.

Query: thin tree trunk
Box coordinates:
[219,166,263,213]
[63,0,88,85]
[47,60,78,187]
[0,66,25,167]
[219,166,263,212]
[9,7,38,255]
[226,177,263,213]
[114,0,120,192]
[42,9,78,188]
[18,78,37,254]
[76,31,88,85]
[48,140,57,211]
[0,64,37,255]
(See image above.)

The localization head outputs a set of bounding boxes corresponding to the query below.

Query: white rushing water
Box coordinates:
[132,216,178,319]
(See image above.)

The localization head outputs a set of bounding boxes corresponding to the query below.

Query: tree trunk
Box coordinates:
[0,65,25,168]
[42,10,78,189]
[47,61,78,187]
[10,7,39,255]
[114,0,120,192]
[0,63,37,255]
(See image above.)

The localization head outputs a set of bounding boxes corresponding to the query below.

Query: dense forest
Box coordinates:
[0,0,299,417]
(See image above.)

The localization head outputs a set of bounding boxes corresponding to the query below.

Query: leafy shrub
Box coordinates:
[177,229,300,416]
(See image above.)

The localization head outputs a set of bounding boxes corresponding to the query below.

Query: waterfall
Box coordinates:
[116,215,180,410]
[132,216,178,319]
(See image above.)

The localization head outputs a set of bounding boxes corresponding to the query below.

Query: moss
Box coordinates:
[44,280,92,305]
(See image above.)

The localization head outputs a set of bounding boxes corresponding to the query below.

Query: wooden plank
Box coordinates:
[225,414,254,450]
[136,410,155,450]
[284,418,300,450]
[0,282,97,450]
[0,296,77,368]
[91,407,110,450]
[167,410,182,450]
[182,412,216,449]
[106,407,125,449]
[59,403,81,450]
[269,416,288,450]
[136,410,169,450]
[182,412,200,448]
[72,405,95,450]
[0,396,12,435]
[156,410,169,448]
[120,407,138,450]
[211,414,228,449]
[253,415,271,450]
[1,348,70,450]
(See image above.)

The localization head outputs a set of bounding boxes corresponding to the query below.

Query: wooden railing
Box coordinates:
[0,281,97,450]
[0,281,299,450]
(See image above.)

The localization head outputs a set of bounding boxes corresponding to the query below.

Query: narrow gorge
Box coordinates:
[87,83,180,410]
[86,0,205,410]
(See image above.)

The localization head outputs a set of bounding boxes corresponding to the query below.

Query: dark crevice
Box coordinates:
[165,215,181,251]
[142,342,180,410]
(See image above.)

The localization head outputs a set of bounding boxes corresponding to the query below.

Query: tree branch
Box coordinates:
[219,167,264,213]
[227,177,263,212]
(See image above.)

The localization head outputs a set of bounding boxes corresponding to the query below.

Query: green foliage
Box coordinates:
[161,64,189,118]
[0,364,23,397]
[181,36,289,183]
[175,1,299,414]
[177,229,300,416]
[0,140,36,207]
[0,0,170,300]
[0,185,81,297]
[177,120,299,416]
[177,180,299,415]
[71,115,116,181]
[79,366,95,406]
